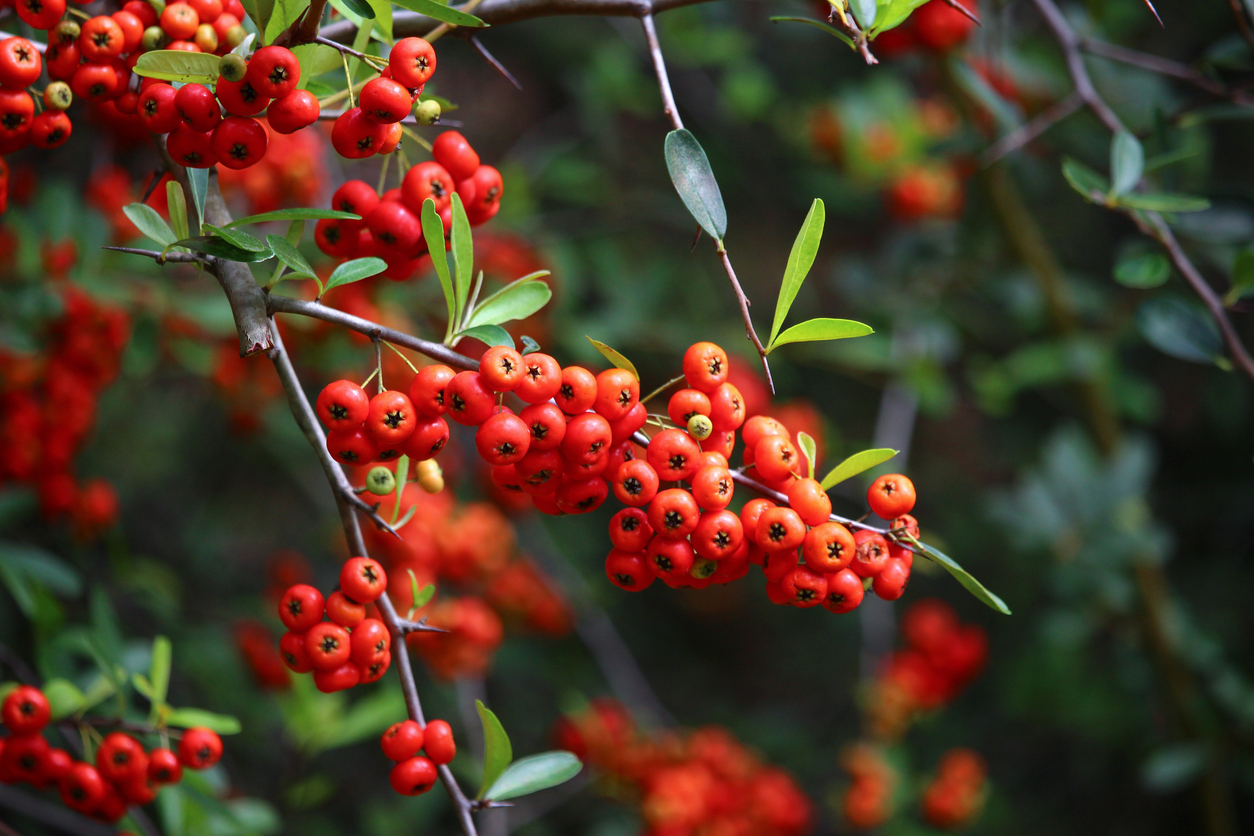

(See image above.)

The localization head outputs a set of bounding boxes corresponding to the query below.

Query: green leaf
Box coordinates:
[520,335,541,355]
[586,337,639,381]
[1144,146,1200,173]
[466,278,552,328]
[421,198,455,328]
[819,448,898,491]
[1136,297,1224,365]
[850,0,877,28]
[0,543,82,600]
[265,0,308,42]
[768,318,874,351]
[173,236,274,262]
[167,181,190,242]
[1061,157,1111,204]
[769,198,824,348]
[407,569,435,611]
[336,0,375,18]
[324,257,387,293]
[134,50,221,84]
[451,194,474,324]
[267,234,315,278]
[285,219,305,247]
[366,0,392,38]
[909,538,1012,615]
[42,678,85,720]
[123,203,177,246]
[869,0,930,34]
[227,208,361,227]
[456,324,515,349]
[1224,247,1254,305]
[767,17,855,49]
[664,129,727,241]
[244,0,276,38]
[390,0,486,27]
[188,168,209,232]
[1114,250,1171,289]
[150,635,172,707]
[204,224,268,252]
[1110,131,1144,196]
[484,751,582,801]
[132,672,156,701]
[1115,192,1211,213]
[292,44,344,89]
[476,701,513,799]
[165,707,242,734]
[797,431,817,480]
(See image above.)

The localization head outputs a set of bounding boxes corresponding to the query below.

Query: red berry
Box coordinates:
[174,82,221,132]
[316,379,370,431]
[381,720,424,761]
[422,719,456,765]
[389,37,437,87]
[476,411,531,466]
[211,115,267,170]
[340,556,387,604]
[0,37,42,89]
[360,77,412,123]
[267,89,319,134]
[350,617,391,666]
[246,45,300,98]
[305,622,352,670]
[279,631,313,673]
[278,583,324,632]
[682,342,729,393]
[97,732,145,785]
[147,748,182,784]
[326,590,366,627]
[867,473,916,519]
[390,755,437,794]
[432,130,480,182]
[313,662,360,693]
[2,685,50,735]
[332,107,386,159]
[605,548,654,591]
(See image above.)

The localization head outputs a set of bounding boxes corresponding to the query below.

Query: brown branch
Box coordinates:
[102,246,210,265]
[716,245,774,393]
[265,322,480,836]
[1079,36,1253,104]
[202,171,274,356]
[267,293,477,370]
[320,0,716,42]
[640,12,682,131]
[467,34,522,90]
[940,0,980,25]
[271,0,329,48]
[1029,0,1124,133]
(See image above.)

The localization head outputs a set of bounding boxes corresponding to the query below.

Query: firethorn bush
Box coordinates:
[2,0,1254,834]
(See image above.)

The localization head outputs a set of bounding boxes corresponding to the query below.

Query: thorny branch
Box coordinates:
[1024,0,1254,385]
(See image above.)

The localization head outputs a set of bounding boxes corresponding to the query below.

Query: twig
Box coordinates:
[940,0,980,25]
[1227,0,1254,54]
[267,293,477,371]
[265,322,480,836]
[1028,0,1123,133]
[102,246,209,265]
[1079,36,1252,103]
[271,0,329,47]
[314,34,386,65]
[716,245,774,393]
[467,34,522,90]
[397,618,448,633]
[639,13,682,131]
[202,170,274,356]
[980,90,1084,166]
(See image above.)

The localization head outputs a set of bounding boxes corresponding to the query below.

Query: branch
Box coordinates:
[716,245,774,392]
[271,0,329,47]
[640,13,682,131]
[1079,36,1254,104]
[1029,0,1123,133]
[101,246,210,265]
[980,90,1083,167]
[320,0,716,42]
[0,785,113,836]
[202,172,274,356]
[267,293,477,371]
[467,34,522,90]
[265,322,479,836]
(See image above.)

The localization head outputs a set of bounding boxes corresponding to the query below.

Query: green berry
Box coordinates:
[687,413,713,440]
[365,466,396,496]
[141,26,166,52]
[218,53,247,83]
[413,99,441,126]
[44,82,72,112]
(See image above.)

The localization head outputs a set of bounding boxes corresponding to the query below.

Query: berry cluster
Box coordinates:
[379,717,456,796]
[276,556,393,692]
[0,685,222,822]
[328,36,439,159]
[314,130,504,280]
[864,598,987,738]
[0,286,128,537]
[553,699,812,836]
[141,43,319,169]
[921,748,987,829]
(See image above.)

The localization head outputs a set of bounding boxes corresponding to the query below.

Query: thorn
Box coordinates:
[941,0,981,25]
[469,35,522,91]
[140,169,164,203]
[690,225,703,252]
[1142,0,1163,27]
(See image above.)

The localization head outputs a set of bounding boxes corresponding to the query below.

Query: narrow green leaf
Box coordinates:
[476,701,513,799]
[42,678,85,720]
[456,324,514,349]
[466,280,552,328]
[768,318,873,351]
[769,199,824,347]
[484,751,582,801]
[664,129,727,241]
[1224,247,1254,305]
[390,0,486,27]
[188,168,209,232]
[520,335,542,355]
[132,673,156,701]
[265,0,309,42]
[167,181,189,242]
[849,0,876,28]
[1136,297,1224,365]
[324,257,387,293]
[797,431,817,480]
[868,0,932,35]
[767,16,856,49]
[586,337,639,381]
[227,208,361,227]
[285,219,305,247]
[165,707,242,734]
[134,50,220,84]
[1061,157,1111,204]
[1114,250,1171,289]
[332,0,374,20]
[1144,147,1199,173]
[421,198,455,328]
[1110,131,1145,196]
[123,203,177,246]
[366,0,392,39]
[204,224,268,252]
[173,236,274,262]
[451,193,474,324]
[407,571,435,609]
[819,448,898,491]
[150,635,172,707]
[909,538,1012,615]
[391,455,408,525]
[267,234,315,278]
[1115,192,1211,213]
